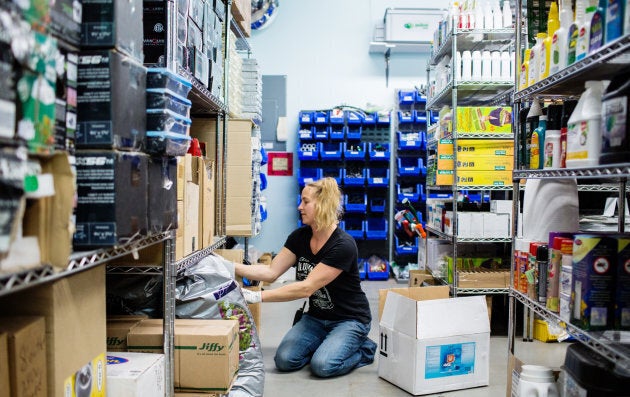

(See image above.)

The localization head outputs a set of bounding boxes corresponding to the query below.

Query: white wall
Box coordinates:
[248,0,442,254]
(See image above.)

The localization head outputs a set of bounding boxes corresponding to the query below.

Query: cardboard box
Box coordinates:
[106,352,165,397]
[456,155,514,171]
[62,354,107,397]
[377,286,450,322]
[0,332,9,395]
[378,289,490,395]
[0,316,47,397]
[244,284,262,332]
[127,319,239,393]
[456,107,513,134]
[455,139,514,156]
[106,316,147,352]
[77,50,146,150]
[408,270,435,287]
[22,153,75,269]
[73,151,149,248]
[177,154,200,256]
[456,170,513,187]
[199,158,216,248]
[506,353,523,397]
[457,270,510,289]
[0,266,107,397]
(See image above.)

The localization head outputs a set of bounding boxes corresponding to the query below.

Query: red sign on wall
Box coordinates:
[267,152,293,176]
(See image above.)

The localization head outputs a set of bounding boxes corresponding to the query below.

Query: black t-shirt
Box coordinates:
[284,226,372,324]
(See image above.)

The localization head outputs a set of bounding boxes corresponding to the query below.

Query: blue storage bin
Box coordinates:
[397,157,423,176]
[363,113,377,125]
[299,126,314,140]
[146,88,192,117]
[314,126,330,140]
[395,236,418,255]
[146,68,192,98]
[397,131,422,150]
[298,167,322,186]
[329,109,345,124]
[346,110,363,124]
[146,109,191,135]
[298,142,319,160]
[369,197,386,212]
[260,204,267,221]
[299,111,313,124]
[415,110,427,124]
[321,167,342,184]
[366,256,389,280]
[340,218,365,239]
[398,110,414,124]
[329,125,346,141]
[342,167,366,186]
[146,131,191,156]
[259,172,267,190]
[319,142,342,160]
[367,168,389,187]
[398,90,415,105]
[343,142,366,160]
[260,147,268,165]
[346,126,362,140]
[366,218,388,240]
[313,111,328,124]
[376,111,391,125]
[344,193,367,213]
[429,110,439,124]
[368,142,390,161]
[397,183,425,202]
[415,93,427,104]
[358,259,367,280]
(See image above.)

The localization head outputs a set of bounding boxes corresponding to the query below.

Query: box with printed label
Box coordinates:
[455,140,514,156]
[456,107,513,134]
[456,170,512,187]
[127,319,239,393]
[378,288,490,395]
[106,352,165,397]
[106,316,147,352]
[62,353,107,397]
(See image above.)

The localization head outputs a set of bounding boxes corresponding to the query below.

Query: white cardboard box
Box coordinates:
[106,352,165,397]
[378,289,490,396]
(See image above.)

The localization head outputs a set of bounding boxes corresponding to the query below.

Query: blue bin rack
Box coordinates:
[346,126,362,140]
[363,113,377,125]
[344,193,367,213]
[398,90,415,105]
[368,142,390,162]
[358,259,367,280]
[395,235,418,255]
[314,126,330,140]
[299,111,314,124]
[321,167,342,184]
[415,110,427,124]
[343,167,366,186]
[367,257,389,280]
[376,111,391,126]
[397,131,424,150]
[397,183,425,203]
[319,142,342,160]
[330,125,346,141]
[415,93,427,104]
[366,218,388,240]
[313,111,328,124]
[369,197,386,212]
[260,173,267,190]
[397,157,424,176]
[346,110,363,125]
[341,218,365,239]
[298,168,322,186]
[343,142,366,160]
[367,168,389,187]
[299,126,314,140]
[329,109,345,124]
[298,142,319,161]
[397,110,415,124]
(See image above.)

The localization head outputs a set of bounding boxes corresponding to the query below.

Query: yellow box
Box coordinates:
[62,353,106,397]
[456,170,513,186]
[436,169,454,185]
[437,139,454,155]
[533,319,559,342]
[456,106,513,134]
[455,139,514,156]
[456,155,514,171]
[436,153,454,170]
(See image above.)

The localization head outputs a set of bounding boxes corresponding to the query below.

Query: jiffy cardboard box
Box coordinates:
[378,288,490,395]
[106,352,165,397]
[127,319,239,393]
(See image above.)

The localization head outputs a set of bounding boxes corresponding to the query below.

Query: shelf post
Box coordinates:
[163,234,176,396]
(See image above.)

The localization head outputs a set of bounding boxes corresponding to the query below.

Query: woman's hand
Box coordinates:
[242,288,262,303]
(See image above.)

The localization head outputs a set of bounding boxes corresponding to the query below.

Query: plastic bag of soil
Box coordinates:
[175,253,264,397]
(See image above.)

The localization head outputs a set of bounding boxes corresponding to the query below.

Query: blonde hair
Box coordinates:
[305,177,343,231]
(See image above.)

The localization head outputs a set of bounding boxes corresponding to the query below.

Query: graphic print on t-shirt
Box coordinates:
[296,256,334,310]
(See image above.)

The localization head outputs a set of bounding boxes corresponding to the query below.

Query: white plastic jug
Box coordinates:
[518,365,560,397]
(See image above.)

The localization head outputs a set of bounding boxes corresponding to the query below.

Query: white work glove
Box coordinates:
[242,288,262,304]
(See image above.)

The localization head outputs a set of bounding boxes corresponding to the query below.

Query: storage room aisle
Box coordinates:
[257,278,569,396]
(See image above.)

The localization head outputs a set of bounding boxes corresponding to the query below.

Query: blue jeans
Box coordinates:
[274,314,377,378]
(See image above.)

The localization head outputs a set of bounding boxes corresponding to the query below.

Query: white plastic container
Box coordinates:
[482,50,492,80]
[455,51,462,82]
[549,0,573,75]
[472,50,482,80]
[493,0,503,29]
[500,51,511,80]
[565,80,609,168]
[518,365,560,397]
[502,0,512,28]
[483,0,493,29]
[491,51,501,79]
[576,6,597,61]
[528,33,546,87]
[462,50,473,80]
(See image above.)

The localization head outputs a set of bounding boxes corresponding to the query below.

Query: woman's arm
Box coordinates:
[235,247,296,283]
[260,262,342,302]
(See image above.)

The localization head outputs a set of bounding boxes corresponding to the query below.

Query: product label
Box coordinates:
[567,25,579,65]
[425,342,475,379]
[550,33,561,74]
[606,2,623,41]
[539,42,547,79]
[589,13,604,53]
[616,238,630,329]
[601,96,627,149]
[576,26,588,61]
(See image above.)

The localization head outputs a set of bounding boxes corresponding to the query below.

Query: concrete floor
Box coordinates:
[257,278,568,397]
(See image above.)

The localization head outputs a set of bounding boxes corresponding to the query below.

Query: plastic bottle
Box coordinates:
[482,50,492,80]
[455,51,462,81]
[576,6,597,61]
[530,109,547,169]
[605,0,624,44]
[566,80,609,168]
[589,0,606,54]
[493,0,503,29]
[491,51,501,79]
[525,99,543,169]
[462,50,472,80]
[539,2,559,81]
[550,0,573,75]
[500,51,511,80]
[560,100,578,168]
[472,50,482,80]
[600,71,630,164]
[519,48,531,90]
[502,0,512,27]
[567,0,586,66]
[475,0,485,29]
[543,104,563,168]
[536,245,549,305]
[483,0,493,29]
[625,0,630,35]
[528,33,546,87]
[518,365,560,397]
